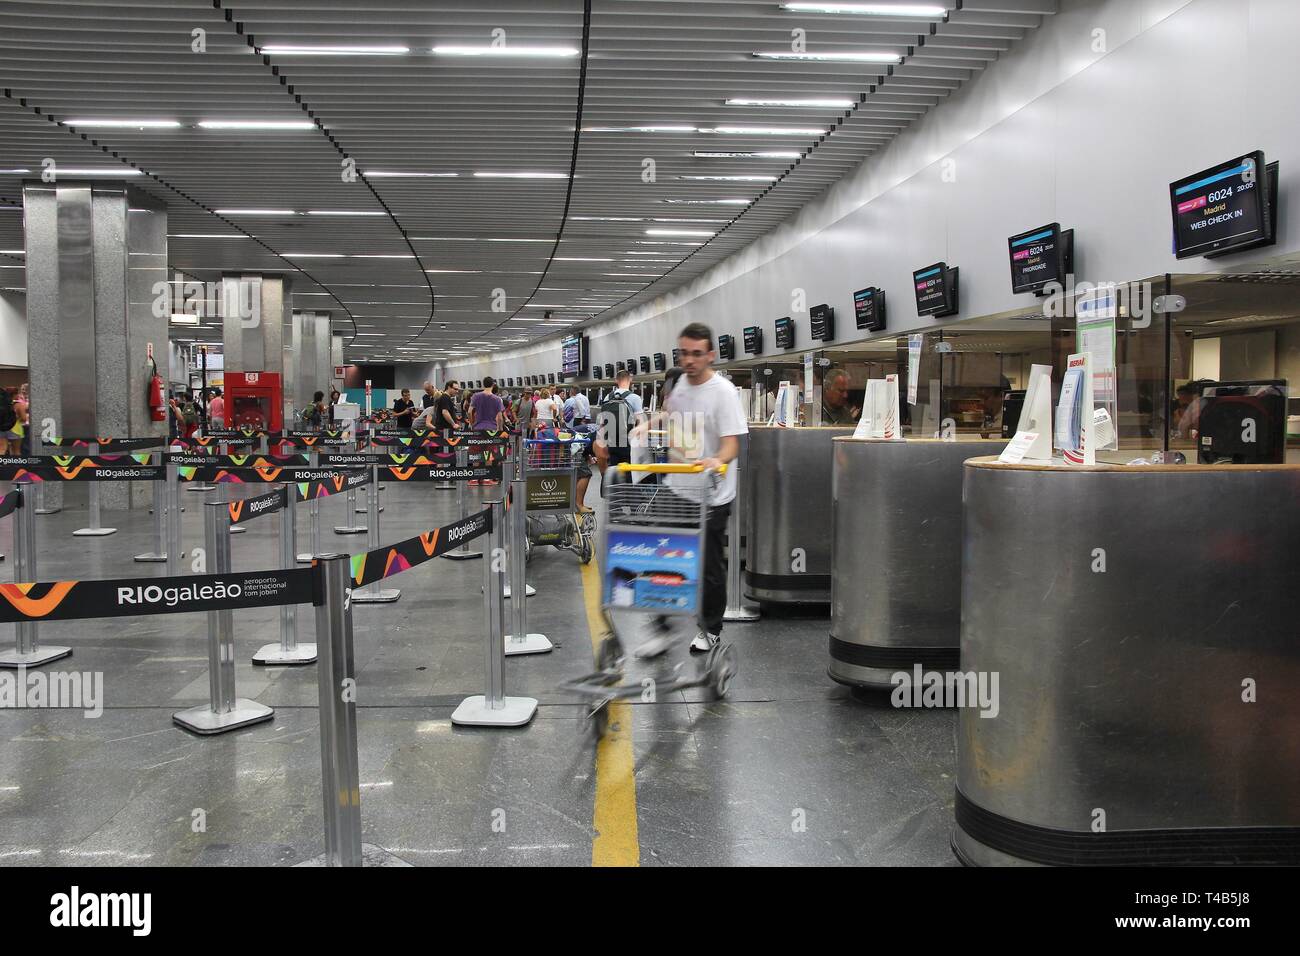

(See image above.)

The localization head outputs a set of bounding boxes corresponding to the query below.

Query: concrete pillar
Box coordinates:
[23,182,168,509]
[292,311,332,411]
[221,273,293,427]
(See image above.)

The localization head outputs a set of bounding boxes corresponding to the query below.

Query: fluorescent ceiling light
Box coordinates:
[581,125,696,133]
[553,257,612,262]
[411,236,551,242]
[433,45,579,57]
[570,216,645,222]
[262,44,410,55]
[635,240,703,246]
[0,250,23,255]
[472,171,569,179]
[168,234,249,239]
[725,98,854,108]
[198,120,316,130]
[364,170,459,177]
[215,208,296,215]
[660,198,750,205]
[679,175,777,182]
[646,228,714,237]
[693,150,801,159]
[0,169,31,174]
[60,118,181,128]
[752,51,901,63]
[698,126,825,136]
[352,254,416,259]
[780,3,947,16]
[651,218,727,223]
[425,269,482,273]
[56,168,143,176]
[603,273,659,278]
[306,210,386,216]
[284,253,345,258]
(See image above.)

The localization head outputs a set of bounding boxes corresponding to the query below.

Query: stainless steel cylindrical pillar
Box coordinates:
[828,438,1006,689]
[955,459,1300,867]
[314,553,362,867]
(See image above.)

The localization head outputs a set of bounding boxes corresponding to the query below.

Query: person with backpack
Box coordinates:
[0,387,19,457]
[592,369,644,476]
[301,390,326,430]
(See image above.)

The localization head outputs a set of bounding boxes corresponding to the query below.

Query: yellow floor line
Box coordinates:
[581,556,640,867]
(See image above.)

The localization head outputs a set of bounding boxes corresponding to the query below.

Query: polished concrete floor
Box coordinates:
[0,478,958,866]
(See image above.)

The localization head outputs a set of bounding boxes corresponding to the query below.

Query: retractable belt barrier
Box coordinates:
[47,436,167,454]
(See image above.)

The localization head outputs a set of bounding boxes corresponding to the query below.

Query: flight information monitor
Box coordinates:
[653,353,667,371]
[604,363,615,379]
[639,356,651,373]
[775,316,795,350]
[810,305,834,342]
[913,262,959,318]
[853,287,886,331]
[561,333,588,378]
[1008,223,1072,295]
[717,334,735,361]
[743,326,763,355]
[1171,151,1275,259]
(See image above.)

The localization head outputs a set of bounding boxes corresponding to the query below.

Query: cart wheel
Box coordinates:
[710,643,737,698]
[524,535,535,565]
[578,532,593,565]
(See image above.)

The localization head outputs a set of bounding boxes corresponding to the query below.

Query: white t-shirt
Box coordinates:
[663,372,748,506]
[534,397,559,427]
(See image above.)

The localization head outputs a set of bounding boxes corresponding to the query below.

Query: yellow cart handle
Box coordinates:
[616,462,728,475]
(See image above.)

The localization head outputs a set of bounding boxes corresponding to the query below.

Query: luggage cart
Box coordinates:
[562,462,738,737]
[523,433,595,565]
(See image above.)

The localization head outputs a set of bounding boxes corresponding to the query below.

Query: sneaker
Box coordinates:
[633,634,673,660]
[690,631,719,653]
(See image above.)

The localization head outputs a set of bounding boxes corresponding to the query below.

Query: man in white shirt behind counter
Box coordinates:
[635,321,749,658]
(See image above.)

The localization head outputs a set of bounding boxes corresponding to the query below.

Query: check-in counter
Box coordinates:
[828,438,1006,689]
[955,458,1300,866]
[744,425,853,604]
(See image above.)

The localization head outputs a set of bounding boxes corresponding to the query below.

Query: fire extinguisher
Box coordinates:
[147,345,166,422]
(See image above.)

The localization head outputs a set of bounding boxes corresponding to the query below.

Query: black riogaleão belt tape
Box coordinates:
[350,508,492,588]
[227,487,287,524]
[176,436,257,449]
[280,434,355,447]
[0,567,318,625]
[292,469,372,501]
[49,436,166,452]
[163,452,310,467]
[177,465,366,484]
[0,489,20,519]
[202,428,282,441]
[380,463,503,482]
[0,464,166,482]
[320,451,449,466]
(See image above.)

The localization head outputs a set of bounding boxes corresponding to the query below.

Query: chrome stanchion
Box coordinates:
[166,461,183,577]
[440,445,481,561]
[33,481,60,516]
[172,500,273,734]
[334,435,367,535]
[219,473,246,535]
[134,463,168,562]
[503,434,535,599]
[504,455,550,655]
[297,450,322,563]
[73,443,116,536]
[254,487,317,665]
[451,499,537,727]
[352,466,399,604]
[723,494,760,623]
[0,487,71,667]
[434,428,454,491]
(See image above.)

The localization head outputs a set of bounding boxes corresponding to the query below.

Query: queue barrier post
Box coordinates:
[352,465,399,604]
[451,498,537,727]
[723,489,760,623]
[0,487,72,668]
[133,464,168,562]
[33,481,60,516]
[355,428,385,514]
[254,487,317,665]
[297,450,323,563]
[221,471,246,535]
[172,500,274,734]
[440,445,481,561]
[504,454,551,655]
[503,432,536,599]
[334,434,367,535]
[73,443,116,537]
[166,461,184,576]
[434,428,454,491]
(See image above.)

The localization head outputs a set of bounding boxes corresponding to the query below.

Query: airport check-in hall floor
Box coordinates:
[0,480,957,867]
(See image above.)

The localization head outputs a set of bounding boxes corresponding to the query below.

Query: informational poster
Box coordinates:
[603,529,700,614]
[1056,352,1095,465]
[1075,289,1118,451]
[803,353,814,396]
[525,472,574,512]
[907,334,923,405]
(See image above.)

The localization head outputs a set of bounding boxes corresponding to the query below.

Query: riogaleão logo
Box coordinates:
[255,467,283,482]
[388,467,416,481]
[228,501,244,523]
[0,581,78,619]
[331,475,345,492]
[419,530,440,556]
[55,459,98,480]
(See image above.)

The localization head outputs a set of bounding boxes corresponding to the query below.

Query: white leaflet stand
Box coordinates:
[1001,364,1054,464]
[854,375,904,441]
[1057,353,1096,466]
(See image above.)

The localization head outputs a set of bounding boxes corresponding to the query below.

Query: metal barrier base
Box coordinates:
[133,552,167,563]
[503,634,553,656]
[252,642,318,666]
[295,844,414,868]
[503,584,536,599]
[451,695,538,727]
[73,527,116,537]
[352,588,400,604]
[187,484,216,493]
[0,647,72,668]
[173,699,274,735]
[334,524,367,535]
[296,552,313,564]
[724,604,761,622]
[34,506,61,515]
[354,505,383,514]
[441,550,482,561]
[230,524,247,535]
